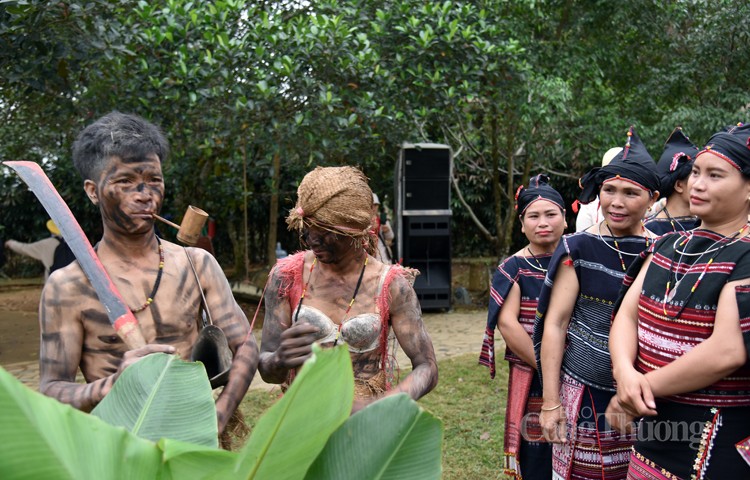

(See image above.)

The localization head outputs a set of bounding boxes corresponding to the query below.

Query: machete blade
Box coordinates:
[3,160,146,349]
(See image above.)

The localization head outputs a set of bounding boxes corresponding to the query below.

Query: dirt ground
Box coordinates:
[0,285,44,365]
[0,282,489,390]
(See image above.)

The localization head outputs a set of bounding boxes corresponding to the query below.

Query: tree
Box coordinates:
[2,0,749,265]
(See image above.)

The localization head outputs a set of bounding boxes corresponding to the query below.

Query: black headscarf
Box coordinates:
[656,127,699,197]
[698,123,750,177]
[515,173,565,215]
[578,126,660,204]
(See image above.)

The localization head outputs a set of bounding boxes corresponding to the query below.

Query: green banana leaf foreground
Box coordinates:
[0,345,443,479]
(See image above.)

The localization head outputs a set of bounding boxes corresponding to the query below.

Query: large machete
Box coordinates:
[3,160,146,349]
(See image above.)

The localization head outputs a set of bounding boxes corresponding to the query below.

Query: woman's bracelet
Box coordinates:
[541,403,562,412]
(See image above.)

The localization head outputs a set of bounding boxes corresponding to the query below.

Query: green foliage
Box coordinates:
[0,344,443,479]
[240,351,507,479]
[2,0,750,261]
[92,353,219,447]
[305,394,443,479]
[417,353,507,479]
[0,363,164,479]
[227,342,354,479]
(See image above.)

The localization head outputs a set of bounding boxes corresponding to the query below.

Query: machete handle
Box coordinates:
[114,314,147,350]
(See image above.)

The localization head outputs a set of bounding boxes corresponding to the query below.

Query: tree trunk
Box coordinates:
[266,151,281,266]
[227,220,243,278]
[490,108,504,260]
[242,142,250,281]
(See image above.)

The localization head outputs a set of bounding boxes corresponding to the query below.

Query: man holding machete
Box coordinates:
[38,111,259,434]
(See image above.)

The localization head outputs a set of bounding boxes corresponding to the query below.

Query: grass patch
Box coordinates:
[237,353,511,480]
[418,354,510,480]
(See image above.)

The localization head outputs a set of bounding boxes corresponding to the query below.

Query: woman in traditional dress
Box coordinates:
[644,127,700,235]
[606,123,750,479]
[534,127,660,480]
[479,174,566,478]
[258,166,438,412]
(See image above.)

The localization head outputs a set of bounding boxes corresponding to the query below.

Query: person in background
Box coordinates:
[371,193,394,264]
[479,174,566,479]
[534,127,660,479]
[644,126,700,235]
[607,123,750,478]
[574,147,622,232]
[4,220,73,279]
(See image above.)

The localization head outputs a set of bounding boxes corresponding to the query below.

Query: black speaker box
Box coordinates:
[401,145,451,211]
[403,147,451,179]
[402,215,451,310]
[404,179,450,211]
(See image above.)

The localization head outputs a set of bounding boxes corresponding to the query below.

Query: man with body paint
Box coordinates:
[38,112,258,435]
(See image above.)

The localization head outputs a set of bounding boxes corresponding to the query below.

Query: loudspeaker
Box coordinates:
[404,179,450,211]
[394,143,453,310]
[402,215,452,310]
[403,147,450,179]
[399,144,452,212]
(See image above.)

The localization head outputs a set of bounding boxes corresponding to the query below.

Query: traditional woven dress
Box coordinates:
[643,215,700,236]
[480,253,553,479]
[534,230,650,480]
[617,230,750,479]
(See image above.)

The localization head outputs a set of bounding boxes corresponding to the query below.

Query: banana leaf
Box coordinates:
[0,346,443,480]
[0,366,163,480]
[158,438,238,480]
[92,353,218,447]
[304,394,443,480]
[223,344,354,480]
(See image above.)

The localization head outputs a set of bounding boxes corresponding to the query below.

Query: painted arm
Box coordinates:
[193,249,259,433]
[645,279,748,397]
[257,267,318,384]
[539,256,578,443]
[384,274,438,403]
[498,282,536,368]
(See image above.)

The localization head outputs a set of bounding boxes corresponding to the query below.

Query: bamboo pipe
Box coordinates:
[152,213,181,230]
[151,206,209,246]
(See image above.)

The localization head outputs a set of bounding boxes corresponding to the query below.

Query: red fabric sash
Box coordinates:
[504,363,534,476]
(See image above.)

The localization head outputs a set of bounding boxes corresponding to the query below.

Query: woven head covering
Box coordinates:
[578,126,660,204]
[515,174,565,216]
[656,127,699,197]
[286,166,374,240]
[697,123,750,176]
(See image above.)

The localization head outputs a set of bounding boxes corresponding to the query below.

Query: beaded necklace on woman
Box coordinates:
[524,245,548,273]
[598,220,652,272]
[662,224,750,318]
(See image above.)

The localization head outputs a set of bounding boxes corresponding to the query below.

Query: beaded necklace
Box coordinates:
[333,255,368,346]
[292,257,318,323]
[130,237,165,313]
[661,206,686,233]
[524,246,547,273]
[673,226,749,256]
[662,224,749,318]
[600,221,650,271]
